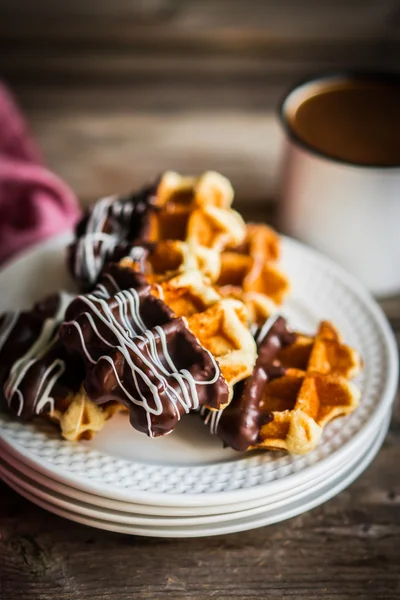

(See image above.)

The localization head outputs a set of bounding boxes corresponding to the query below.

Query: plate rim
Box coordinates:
[1,413,389,537]
[0,413,389,527]
[0,438,362,516]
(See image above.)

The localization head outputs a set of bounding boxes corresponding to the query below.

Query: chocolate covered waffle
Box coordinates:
[68,171,245,292]
[203,315,362,454]
[113,261,257,388]
[68,184,158,291]
[0,293,81,418]
[60,262,256,437]
[0,292,127,441]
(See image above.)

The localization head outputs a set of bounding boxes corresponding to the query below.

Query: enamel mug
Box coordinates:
[279,73,400,296]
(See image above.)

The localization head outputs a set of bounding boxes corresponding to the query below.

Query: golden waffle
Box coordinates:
[46,388,126,442]
[156,270,222,318]
[119,256,221,318]
[204,317,362,454]
[278,320,362,379]
[185,205,246,251]
[147,171,246,251]
[254,370,359,454]
[131,261,257,399]
[140,240,220,283]
[217,224,290,309]
[252,320,362,453]
[118,260,257,402]
[187,298,257,404]
[218,286,278,328]
[157,170,234,209]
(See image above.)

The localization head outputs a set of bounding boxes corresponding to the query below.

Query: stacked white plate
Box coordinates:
[0,232,398,537]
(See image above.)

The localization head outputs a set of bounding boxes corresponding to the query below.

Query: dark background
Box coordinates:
[1,0,400,206]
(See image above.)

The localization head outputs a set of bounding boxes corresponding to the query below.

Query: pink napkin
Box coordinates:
[0,84,80,265]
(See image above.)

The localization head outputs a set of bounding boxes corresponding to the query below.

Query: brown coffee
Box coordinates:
[285,77,400,166]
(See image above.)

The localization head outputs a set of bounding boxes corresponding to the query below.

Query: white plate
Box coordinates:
[1,413,389,537]
[0,232,398,508]
[0,413,389,527]
[0,435,364,517]
[0,404,390,519]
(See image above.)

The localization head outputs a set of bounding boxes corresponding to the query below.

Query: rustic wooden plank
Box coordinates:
[1,8,396,90]
[2,51,394,82]
[0,0,397,42]
[0,0,398,68]
[20,110,284,206]
[0,22,395,52]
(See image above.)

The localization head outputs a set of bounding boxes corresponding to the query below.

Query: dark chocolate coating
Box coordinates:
[85,317,229,436]
[1,293,85,420]
[94,262,152,299]
[64,264,151,321]
[216,316,295,451]
[68,182,159,291]
[59,267,229,437]
[7,340,84,420]
[61,264,174,367]
[61,290,174,367]
[33,293,69,319]
[0,312,44,387]
[0,293,70,387]
[76,183,158,245]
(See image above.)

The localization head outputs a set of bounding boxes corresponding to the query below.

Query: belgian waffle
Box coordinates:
[68,171,245,291]
[203,315,362,454]
[113,261,258,391]
[60,264,256,436]
[45,388,126,442]
[217,224,290,325]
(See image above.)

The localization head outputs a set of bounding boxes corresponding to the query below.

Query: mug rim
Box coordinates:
[279,70,400,170]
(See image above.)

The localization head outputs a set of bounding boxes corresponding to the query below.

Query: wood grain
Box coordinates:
[0,396,399,600]
[1,0,398,206]
[25,111,283,205]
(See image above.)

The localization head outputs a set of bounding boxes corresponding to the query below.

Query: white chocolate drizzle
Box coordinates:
[201,406,223,435]
[65,290,221,436]
[4,292,74,417]
[255,312,280,345]
[202,313,281,436]
[92,273,122,300]
[0,311,20,353]
[129,246,147,262]
[74,196,138,285]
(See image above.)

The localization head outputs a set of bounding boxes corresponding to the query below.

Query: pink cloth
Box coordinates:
[0,84,80,264]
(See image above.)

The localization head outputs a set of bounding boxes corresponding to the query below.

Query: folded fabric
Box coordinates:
[0,83,80,265]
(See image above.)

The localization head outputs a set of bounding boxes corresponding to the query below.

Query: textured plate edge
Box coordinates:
[1,413,389,538]
[0,413,388,527]
[0,439,362,516]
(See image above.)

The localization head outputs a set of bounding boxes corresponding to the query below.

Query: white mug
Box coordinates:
[279,73,400,296]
